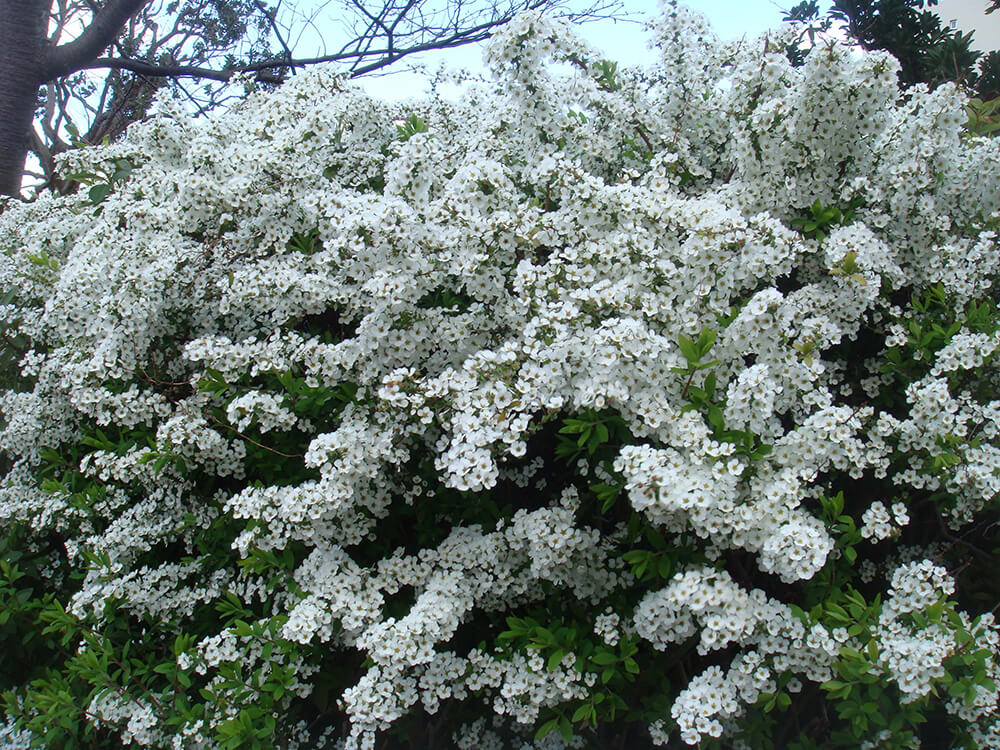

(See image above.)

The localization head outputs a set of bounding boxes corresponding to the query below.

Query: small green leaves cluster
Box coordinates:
[199,367,357,426]
[674,328,721,409]
[621,526,676,583]
[286,228,322,255]
[498,614,639,744]
[878,288,999,506]
[65,157,136,206]
[818,490,862,568]
[790,197,863,242]
[816,591,996,749]
[883,286,998,392]
[556,409,629,463]
[201,599,298,749]
[964,96,1000,137]
[595,60,620,92]
[415,285,475,312]
[396,114,429,141]
[676,329,773,463]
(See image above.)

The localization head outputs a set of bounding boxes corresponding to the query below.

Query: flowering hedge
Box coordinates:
[2,3,1000,748]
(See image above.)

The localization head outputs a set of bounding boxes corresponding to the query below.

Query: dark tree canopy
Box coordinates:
[785,0,1000,99]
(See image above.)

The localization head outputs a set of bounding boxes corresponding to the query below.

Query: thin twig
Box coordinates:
[206,414,304,459]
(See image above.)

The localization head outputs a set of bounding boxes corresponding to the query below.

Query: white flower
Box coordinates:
[1,5,998,748]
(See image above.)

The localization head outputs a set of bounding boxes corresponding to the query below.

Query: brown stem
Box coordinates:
[206,414,303,459]
[633,123,653,154]
[681,366,697,399]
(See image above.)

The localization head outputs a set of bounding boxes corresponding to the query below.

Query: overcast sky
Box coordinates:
[345,0,823,100]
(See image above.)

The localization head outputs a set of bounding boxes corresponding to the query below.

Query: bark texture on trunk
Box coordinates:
[0,0,48,197]
[0,0,149,197]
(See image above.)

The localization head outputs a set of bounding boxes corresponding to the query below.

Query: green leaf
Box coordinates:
[707,405,725,432]
[504,616,526,633]
[88,183,112,204]
[547,649,565,671]
[112,160,133,182]
[535,719,558,741]
[677,334,700,363]
[696,327,717,355]
[592,482,622,512]
[558,419,585,435]
[825,603,850,622]
[533,626,555,645]
[704,371,717,399]
[558,715,572,741]
[948,681,968,698]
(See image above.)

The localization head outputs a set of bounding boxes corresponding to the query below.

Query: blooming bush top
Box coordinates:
[1,3,999,748]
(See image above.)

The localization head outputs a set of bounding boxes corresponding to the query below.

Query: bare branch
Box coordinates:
[10,0,626,196]
[45,0,152,80]
[255,0,296,71]
[84,56,286,83]
[82,0,624,84]
[172,78,213,116]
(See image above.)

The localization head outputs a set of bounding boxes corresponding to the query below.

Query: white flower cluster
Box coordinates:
[225,390,299,433]
[453,716,584,750]
[616,443,834,583]
[593,607,621,647]
[635,566,839,743]
[278,502,622,746]
[0,718,35,749]
[88,691,163,747]
[876,561,958,700]
[859,500,910,541]
[874,560,1000,723]
[1,1,999,746]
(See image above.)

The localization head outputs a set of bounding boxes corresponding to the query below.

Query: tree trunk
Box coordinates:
[0,0,48,197]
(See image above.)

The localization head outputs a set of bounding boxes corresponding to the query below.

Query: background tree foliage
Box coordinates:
[30,0,277,193]
[785,0,1000,99]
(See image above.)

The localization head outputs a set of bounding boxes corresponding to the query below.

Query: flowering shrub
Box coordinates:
[1,3,1000,748]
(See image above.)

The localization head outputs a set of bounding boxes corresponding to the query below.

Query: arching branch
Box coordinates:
[44,0,150,80]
